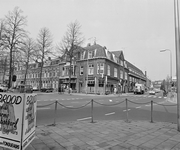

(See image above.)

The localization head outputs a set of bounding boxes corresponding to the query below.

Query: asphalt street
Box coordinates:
[35,92,177,126]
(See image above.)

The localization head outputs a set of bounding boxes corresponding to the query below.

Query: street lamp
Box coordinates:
[160,49,172,90]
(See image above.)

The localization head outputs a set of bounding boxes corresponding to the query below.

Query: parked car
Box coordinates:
[16,84,33,93]
[0,84,8,92]
[41,87,54,93]
[149,89,156,95]
[33,86,39,91]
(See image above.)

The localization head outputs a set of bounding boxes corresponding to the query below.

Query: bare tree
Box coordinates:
[36,27,53,89]
[57,20,84,93]
[3,7,27,88]
[20,37,36,84]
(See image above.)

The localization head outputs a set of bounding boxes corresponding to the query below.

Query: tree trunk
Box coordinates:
[68,56,72,94]
[24,62,29,85]
[8,48,13,88]
[39,60,43,90]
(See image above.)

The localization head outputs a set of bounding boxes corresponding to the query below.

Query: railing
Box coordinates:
[37,98,177,126]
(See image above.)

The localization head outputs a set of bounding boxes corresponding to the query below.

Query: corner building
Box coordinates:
[75,43,146,94]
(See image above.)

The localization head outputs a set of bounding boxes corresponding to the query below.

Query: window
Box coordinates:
[120,60,123,66]
[97,63,104,74]
[114,68,117,77]
[80,52,84,60]
[107,65,110,76]
[125,72,127,80]
[88,64,94,75]
[80,66,83,75]
[120,70,123,79]
[88,51,93,59]
[100,63,104,74]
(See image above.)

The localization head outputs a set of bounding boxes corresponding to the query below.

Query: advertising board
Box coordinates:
[22,94,37,150]
[0,93,37,150]
[0,93,24,149]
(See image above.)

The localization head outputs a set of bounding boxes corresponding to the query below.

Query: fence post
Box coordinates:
[151,100,153,123]
[91,99,94,123]
[53,100,58,126]
[125,98,129,123]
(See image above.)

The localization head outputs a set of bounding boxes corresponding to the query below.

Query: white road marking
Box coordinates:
[105,112,115,116]
[77,117,92,121]
[123,109,131,112]
[109,99,112,102]
[158,97,162,98]
[66,106,73,107]
[37,107,51,110]
[62,99,64,100]
[136,106,141,109]
[71,101,79,103]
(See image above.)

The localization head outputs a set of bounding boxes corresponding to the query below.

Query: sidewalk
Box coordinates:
[21,120,180,150]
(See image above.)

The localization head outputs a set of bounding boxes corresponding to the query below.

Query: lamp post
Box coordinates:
[160,49,172,90]
[86,50,88,94]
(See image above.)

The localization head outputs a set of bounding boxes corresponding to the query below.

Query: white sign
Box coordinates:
[22,94,37,150]
[0,93,37,150]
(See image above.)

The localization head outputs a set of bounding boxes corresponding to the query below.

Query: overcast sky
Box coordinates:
[0,0,177,81]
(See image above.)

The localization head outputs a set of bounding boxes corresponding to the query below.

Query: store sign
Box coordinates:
[0,93,37,150]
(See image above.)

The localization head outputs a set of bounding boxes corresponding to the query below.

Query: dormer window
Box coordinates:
[88,51,93,59]
[80,52,84,60]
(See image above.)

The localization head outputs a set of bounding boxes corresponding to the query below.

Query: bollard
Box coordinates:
[91,99,94,123]
[151,100,153,123]
[125,98,129,123]
[53,100,58,126]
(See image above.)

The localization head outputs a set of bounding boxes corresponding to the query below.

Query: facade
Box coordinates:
[14,58,61,90]
[0,43,148,94]
[73,43,147,94]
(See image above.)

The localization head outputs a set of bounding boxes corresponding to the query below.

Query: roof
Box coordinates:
[84,44,106,58]
[126,60,144,75]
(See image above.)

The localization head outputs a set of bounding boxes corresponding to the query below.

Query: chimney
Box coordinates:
[87,43,91,47]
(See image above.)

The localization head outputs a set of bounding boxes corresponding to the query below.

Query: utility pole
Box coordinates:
[174,0,180,131]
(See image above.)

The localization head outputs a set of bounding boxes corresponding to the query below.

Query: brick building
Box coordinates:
[1,43,147,94]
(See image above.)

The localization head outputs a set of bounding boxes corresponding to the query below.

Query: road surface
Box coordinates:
[35,92,177,126]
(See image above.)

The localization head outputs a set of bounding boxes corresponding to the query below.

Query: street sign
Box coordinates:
[0,93,37,150]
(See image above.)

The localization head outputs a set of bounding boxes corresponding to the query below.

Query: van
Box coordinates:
[16,84,33,93]
[134,83,145,94]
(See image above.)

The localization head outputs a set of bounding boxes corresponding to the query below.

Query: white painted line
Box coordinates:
[158,97,162,98]
[71,101,79,103]
[109,99,113,102]
[105,112,115,116]
[37,107,51,110]
[164,97,167,98]
[66,106,73,107]
[77,117,92,121]
[145,104,150,107]
[62,99,64,100]
[148,96,152,97]
[123,109,131,112]
[136,106,141,109]
[153,96,157,98]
